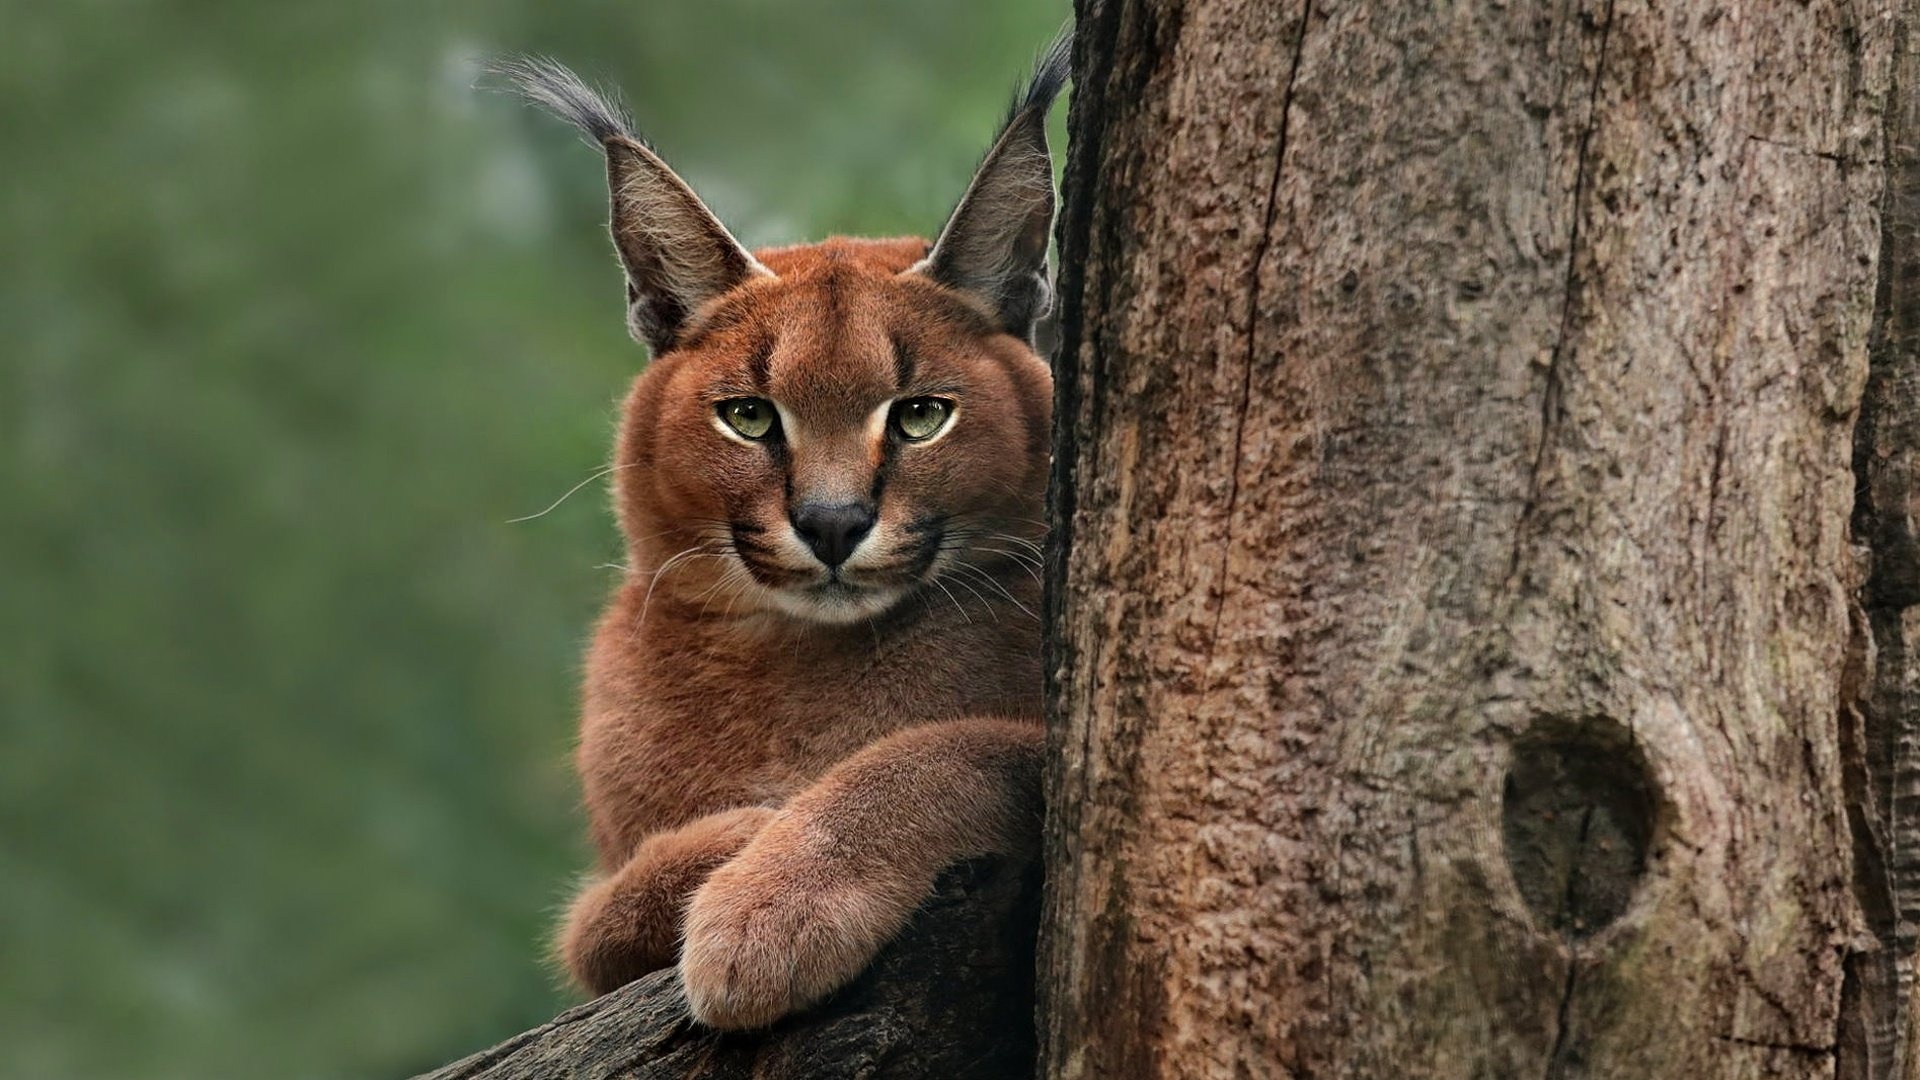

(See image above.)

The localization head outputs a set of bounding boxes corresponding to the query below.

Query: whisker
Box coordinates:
[638,544,728,628]
[973,546,1043,586]
[928,574,974,626]
[692,571,733,612]
[507,462,645,523]
[719,571,755,621]
[607,517,742,554]
[941,568,1003,624]
[696,560,756,619]
[990,532,1047,558]
[980,536,1044,562]
[950,560,1039,621]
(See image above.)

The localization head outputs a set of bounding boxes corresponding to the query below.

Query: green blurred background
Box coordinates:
[0,2,1066,1076]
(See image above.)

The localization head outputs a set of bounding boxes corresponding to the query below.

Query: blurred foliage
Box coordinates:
[0,1,1067,1076]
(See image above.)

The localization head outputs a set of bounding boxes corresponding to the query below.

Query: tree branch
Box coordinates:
[414,859,1039,1080]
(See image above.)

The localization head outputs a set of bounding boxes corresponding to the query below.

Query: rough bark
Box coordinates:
[1043,1,1912,1078]
[1845,11,1920,1077]
[414,859,1038,1080]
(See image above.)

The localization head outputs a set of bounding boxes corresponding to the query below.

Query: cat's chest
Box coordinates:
[579,594,1041,841]
[641,608,1040,771]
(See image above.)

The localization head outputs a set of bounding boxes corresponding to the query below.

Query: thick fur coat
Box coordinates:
[498,36,1067,1029]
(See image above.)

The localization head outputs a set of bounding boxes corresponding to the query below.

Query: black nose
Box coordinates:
[790,501,877,568]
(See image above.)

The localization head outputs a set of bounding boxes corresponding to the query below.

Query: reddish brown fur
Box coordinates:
[559,237,1051,1028]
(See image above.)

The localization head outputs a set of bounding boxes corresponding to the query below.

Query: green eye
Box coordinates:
[718,398,777,440]
[891,397,953,441]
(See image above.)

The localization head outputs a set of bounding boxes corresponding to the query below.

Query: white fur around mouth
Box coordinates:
[761,577,905,625]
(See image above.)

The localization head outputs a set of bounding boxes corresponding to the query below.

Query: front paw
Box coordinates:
[678,850,900,1030]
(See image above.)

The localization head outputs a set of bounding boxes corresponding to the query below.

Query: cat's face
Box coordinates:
[615,238,1051,625]
[497,42,1065,624]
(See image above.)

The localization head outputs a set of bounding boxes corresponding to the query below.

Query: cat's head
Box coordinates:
[497,37,1066,625]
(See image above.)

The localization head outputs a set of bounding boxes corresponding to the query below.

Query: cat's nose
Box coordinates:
[789,501,877,568]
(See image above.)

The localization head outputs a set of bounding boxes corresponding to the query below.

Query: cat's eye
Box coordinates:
[891,397,954,441]
[718,398,778,440]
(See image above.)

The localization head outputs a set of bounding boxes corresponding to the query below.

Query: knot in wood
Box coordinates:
[1501,717,1658,939]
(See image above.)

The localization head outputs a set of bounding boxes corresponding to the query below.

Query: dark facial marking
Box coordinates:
[729,523,806,587]
[744,333,775,390]
[890,332,918,389]
[870,435,895,507]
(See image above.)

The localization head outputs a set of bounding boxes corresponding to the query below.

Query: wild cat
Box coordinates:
[496,34,1067,1029]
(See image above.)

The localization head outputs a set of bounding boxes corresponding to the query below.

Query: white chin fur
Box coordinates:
[763,582,904,625]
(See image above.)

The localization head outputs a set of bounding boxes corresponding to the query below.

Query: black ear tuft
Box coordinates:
[913,28,1073,343]
[487,55,769,354]
[1007,28,1072,135]
[485,56,637,148]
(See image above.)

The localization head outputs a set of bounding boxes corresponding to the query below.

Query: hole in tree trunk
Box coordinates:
[1501,717,1658,939]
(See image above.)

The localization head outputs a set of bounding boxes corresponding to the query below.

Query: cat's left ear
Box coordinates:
[912,31,1071,345]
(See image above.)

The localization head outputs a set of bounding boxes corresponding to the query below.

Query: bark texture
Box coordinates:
[414,859,1038,1080]
[1846,13,1920,1076]
[1043,1,1912,1077]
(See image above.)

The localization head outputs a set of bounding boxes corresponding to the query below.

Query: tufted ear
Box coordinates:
[913,32,1071,344]
[492,57,770,353]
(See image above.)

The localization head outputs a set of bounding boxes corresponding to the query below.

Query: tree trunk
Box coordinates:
[1042,2,1917,1078]
[412,860,1038,1080]
[1846,12,1920,1076]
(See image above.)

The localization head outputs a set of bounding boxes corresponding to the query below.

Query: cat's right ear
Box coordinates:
[911,31,1070,345]
[489,57,771,353]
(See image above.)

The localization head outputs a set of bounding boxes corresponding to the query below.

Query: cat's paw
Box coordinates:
[677,848,898,1029]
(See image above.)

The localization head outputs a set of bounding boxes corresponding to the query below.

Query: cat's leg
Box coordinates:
[559,805,775,996]
[678,718,1041,1029]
